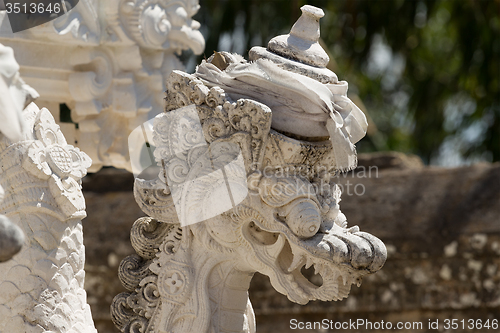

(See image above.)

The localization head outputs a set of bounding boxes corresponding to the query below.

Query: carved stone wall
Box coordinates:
[0,0,205,172]
[83,154,500,333]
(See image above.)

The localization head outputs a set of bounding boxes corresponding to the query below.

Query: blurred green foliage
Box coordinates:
[193,0,499,165]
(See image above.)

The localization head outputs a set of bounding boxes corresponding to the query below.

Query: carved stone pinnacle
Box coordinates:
[290,5,324,42]
[267,5,329,68]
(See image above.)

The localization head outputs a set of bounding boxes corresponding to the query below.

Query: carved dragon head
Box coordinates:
[130,68,386,305]
[113,61,386,333]
[112,6,386,332]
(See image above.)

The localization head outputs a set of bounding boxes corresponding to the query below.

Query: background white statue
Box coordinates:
[0,43,37,262]
[0,43,96,333]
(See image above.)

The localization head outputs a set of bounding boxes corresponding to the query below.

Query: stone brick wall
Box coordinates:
[83,153,500,333]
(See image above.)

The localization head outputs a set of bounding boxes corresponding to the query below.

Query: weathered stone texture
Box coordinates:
[83,153,500,333]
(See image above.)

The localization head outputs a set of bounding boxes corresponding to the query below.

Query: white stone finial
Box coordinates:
[290,5,324,42]
[267,4,329,68]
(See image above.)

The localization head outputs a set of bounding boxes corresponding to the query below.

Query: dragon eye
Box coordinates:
[283,199,321,238]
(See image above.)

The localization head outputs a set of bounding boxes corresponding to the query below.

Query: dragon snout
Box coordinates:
[324,225,387,272]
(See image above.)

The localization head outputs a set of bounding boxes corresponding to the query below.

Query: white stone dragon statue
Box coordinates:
[0,44,96,333]
[111,6,387,333]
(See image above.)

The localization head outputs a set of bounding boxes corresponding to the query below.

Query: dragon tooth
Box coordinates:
[288,255,305,273]
[313,263,320,275]
[305,258,313,270]
[341,272,347,285]
[265,234,286,258]
[356,277,363,287]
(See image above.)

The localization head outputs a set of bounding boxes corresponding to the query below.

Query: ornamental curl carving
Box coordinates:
[130,217,174,259]
[118,254,152,292]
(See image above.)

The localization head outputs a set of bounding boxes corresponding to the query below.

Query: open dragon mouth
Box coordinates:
[272,236,361,304]
[245,216,387,305]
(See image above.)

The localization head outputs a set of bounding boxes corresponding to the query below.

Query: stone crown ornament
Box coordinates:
[112,5,386,333]
[196,5,368,172]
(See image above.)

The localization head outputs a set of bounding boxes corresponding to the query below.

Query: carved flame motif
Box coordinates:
[120,0,204,53]
[23,108,92,218]
[112,70,387,333]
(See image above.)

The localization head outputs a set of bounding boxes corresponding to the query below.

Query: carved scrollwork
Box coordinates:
[163,70,272,172]
[112,217,184,332]
[68,49,114,119]
[111,292,135,331]
[120,0,204,53]
[118,254,152,292]
[133,179,177,223]
[130,217,174,260]
[128,276,161,320]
